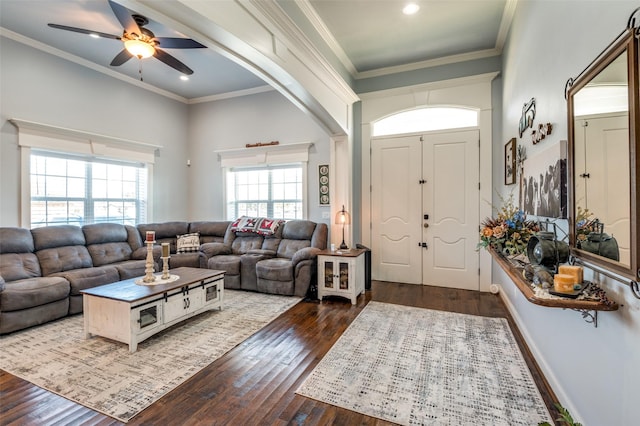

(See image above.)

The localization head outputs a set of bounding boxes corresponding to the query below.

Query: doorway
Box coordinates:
[371,129,480,290]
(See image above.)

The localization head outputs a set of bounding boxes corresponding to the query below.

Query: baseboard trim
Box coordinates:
[494,283,581,422]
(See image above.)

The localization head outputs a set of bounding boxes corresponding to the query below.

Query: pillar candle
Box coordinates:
[146,231,155,242]
[162,242,170,258]
[558,265,583,284]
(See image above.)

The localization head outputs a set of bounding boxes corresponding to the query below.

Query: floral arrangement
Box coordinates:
[478,193,539,256]
[575,206,598,245]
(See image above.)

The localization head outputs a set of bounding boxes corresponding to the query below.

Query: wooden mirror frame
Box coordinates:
[567,18,640,284]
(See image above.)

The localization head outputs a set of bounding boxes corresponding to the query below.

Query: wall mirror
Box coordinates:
[567,12,639,284]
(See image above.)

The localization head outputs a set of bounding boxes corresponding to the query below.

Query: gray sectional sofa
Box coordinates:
[0,218,327,334]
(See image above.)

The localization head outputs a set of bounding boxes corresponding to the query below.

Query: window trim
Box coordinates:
[11,119,158,228]
[216,142,313,220]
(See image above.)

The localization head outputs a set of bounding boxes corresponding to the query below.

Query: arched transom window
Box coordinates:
[373,106,478,136]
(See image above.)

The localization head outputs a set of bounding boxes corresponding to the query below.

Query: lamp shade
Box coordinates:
[124,39,155,58]
[335,205,351,225]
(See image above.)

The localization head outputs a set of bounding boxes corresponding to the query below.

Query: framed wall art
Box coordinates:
[521,140,567,219]
[505,138,516,185]
[318,164,330,205]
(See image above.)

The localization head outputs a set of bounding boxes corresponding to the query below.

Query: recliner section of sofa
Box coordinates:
[0,218,327,334]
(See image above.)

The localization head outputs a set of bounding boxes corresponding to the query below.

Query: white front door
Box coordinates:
[422,131,479,290]
[371,130,480,290]
[371,135,422,284]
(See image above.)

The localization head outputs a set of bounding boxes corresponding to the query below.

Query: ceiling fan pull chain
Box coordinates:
[138,60,143,82]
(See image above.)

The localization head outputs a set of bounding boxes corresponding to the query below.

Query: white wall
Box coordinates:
[0,37,190,225]
[187,90,332,226]
[498,2,639,424]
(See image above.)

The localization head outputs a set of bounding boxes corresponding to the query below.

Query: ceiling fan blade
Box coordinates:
[154,48,194,75]
[110,49,133,66]
[47,23,121,40]
[108,0,140,36]
[154,37,205,49]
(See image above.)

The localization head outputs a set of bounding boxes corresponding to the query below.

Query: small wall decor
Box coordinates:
[246,140,279,148]
[522,141,567,219]
[504,138,517,185]
[319,164,330,205]
[532,123,553,145]
[518,98,536,138]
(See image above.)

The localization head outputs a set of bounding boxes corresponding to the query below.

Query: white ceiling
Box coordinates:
[0,0,513,101]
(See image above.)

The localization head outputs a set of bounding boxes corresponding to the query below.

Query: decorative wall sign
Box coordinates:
[518,98,536,138]
[531,122,553,144]
[319,164,330,205]
[521,141,567,219]
[505,138,516,185]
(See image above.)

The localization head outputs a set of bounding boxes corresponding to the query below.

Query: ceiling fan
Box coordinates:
[48,0,205,75]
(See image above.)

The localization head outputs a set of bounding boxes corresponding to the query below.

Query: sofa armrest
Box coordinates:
[201,242,232,258]
[247,249,276,258]
[291,247,321,266]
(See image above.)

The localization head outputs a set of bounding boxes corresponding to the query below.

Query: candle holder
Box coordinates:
[142,240,156,283]
[161,256,171,280]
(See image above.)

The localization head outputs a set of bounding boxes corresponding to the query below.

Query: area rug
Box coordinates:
[0,290,301,423]
[296,301,553,425]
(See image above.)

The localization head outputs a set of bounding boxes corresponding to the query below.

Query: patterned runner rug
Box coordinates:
[297,301,553,425]
[0,290,300,423]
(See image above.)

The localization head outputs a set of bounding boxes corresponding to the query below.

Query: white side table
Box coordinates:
[317,248,366,304]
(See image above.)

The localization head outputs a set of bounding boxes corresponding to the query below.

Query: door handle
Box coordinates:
[418,242,428,248]
[423,223,429,228]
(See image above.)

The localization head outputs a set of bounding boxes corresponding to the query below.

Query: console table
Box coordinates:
[81,267,224,352]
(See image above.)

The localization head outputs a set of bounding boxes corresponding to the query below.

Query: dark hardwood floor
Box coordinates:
[1,282,559,425]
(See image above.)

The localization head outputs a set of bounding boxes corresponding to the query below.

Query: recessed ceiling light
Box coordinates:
[403,3,420,15]
[180,75,189,81]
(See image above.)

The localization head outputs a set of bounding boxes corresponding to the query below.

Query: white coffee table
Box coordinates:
[81,267,224,352]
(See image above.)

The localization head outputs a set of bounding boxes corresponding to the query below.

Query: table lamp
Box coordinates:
[335,205,351,250]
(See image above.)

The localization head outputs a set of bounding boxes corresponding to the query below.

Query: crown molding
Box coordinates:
[188,85,275,104]
[496,0,518,51]
[247,0,359,105]
[355,48,501,80]
[296,0,357,76]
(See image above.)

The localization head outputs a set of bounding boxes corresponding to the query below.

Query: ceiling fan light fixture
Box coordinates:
[124,39,155,59]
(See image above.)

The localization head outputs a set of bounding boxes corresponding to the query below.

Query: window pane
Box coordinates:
[226,164,303,220]
[31,152,147,227]
[373,107,478,136]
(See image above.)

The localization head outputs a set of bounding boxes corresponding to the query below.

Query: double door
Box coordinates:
[371,130,480,290]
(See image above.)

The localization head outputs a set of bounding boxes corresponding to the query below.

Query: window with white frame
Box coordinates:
[30,151,147,227]
[373,106,479,136]
[226,164,303,220]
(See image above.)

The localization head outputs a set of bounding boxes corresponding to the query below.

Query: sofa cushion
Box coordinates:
[189,221,230,244]
[51,266,119,296]
[277,239,311,260]
[83,223,134,266]
[168,252,204,269]
[138,222,189,253]
[0,253,42,281]
[87,242,133,267]
[177,232,200,253]
[0,277,69,312]
[282,220,316,240]
[231,234,264,255]
[0,227,35,254]
[0,299,69,335]
[256,258,294,282]
[208,255,241,276]
[36,245,93,276]
[112,260,147,280]
[31,225,86,251]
